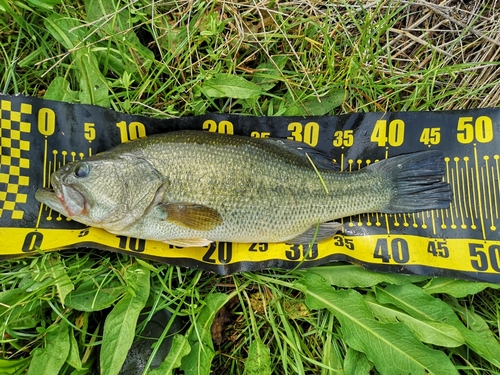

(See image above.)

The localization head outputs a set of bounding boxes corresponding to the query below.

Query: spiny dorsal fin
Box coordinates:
[262,138,339,171]
[160,203,223,231]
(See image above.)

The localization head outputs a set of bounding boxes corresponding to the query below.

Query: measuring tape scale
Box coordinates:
[7,227,500,282]
[1,94,500,282]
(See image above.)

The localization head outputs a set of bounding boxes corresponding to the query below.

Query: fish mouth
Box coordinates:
[35,174,87,217]
[35,187,70,216]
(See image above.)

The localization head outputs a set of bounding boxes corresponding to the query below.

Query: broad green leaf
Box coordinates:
[100,264,150,375]
[0,288,26,314]
[74,48,110,107]
[343,348,372,375]
[244,338,271,375]
[44,14,86,50]
[297,273,458,375]
[27,321,70,375]
[24,261,59,292]
[423,278,499,298]
[366,296,464,347]
[66,327,84,371]
[182,341,214,375]
[188,293,229,344]
[84,0,154,77]
[180,293,229,375]
[0,358,30,374]
[252,56,288,92]
[454,307,500,368]
[149,334,191,375]
[44,14,110,107]
[48,254,74,306]
[283,90,344,116]
[9,301,44,330]
[375,284,468,325]
[0,288,44,329]
[70,369,92,375]
[44,77,79,103]
[375,283,500,367]
[66,276,125,312]
[201,74,263,99]
[26,0,61,10]
[308,265,428,288]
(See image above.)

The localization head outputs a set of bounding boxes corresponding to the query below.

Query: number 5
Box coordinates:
[84,123,96,142]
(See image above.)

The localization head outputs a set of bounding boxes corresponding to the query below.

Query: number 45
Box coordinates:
[419,128,440,146]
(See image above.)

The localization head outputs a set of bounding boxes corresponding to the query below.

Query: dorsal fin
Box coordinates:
[262,138,339,171]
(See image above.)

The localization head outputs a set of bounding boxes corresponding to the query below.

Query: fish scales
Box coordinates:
[120,132,389,242]
[35,130,451,246]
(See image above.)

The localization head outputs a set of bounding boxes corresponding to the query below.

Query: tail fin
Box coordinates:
[367,151,452,213]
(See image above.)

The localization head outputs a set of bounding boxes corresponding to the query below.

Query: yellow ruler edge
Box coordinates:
[3,227,498,275]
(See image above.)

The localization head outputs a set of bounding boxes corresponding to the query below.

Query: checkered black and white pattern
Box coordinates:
[0,100,32,220]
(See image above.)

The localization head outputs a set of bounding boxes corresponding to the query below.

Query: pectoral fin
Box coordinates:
[287,222,342,244]
[160,203,223,231]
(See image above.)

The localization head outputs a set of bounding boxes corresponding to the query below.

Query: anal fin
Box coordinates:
[164,238,213,247]
[287,222,342,244]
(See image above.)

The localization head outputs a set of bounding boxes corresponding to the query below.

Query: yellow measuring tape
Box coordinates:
[1,94,499,282]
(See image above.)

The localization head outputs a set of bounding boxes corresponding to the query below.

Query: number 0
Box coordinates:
[22,232,43,252]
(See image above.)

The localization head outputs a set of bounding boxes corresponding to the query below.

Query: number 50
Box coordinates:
[457,116,493,144]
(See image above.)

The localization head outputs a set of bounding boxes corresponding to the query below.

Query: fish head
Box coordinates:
[35,154,165,229]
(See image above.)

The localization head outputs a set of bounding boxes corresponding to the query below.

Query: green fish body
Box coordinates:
[35,131,451,247]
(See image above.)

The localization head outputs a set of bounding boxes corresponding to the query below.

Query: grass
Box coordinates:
[1,0,500,374]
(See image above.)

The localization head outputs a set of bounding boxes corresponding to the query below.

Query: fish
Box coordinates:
[35,130,452,247]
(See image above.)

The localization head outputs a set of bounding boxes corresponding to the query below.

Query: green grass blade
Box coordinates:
[284,90,345,116]
[84,0,154,78]
[43,13,83,50]
[43,13,110,106]
[305,153,329,194]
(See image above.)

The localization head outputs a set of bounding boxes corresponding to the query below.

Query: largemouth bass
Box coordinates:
[35,130,452,247]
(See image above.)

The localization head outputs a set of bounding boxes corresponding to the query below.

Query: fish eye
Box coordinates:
[74,162,90,178]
